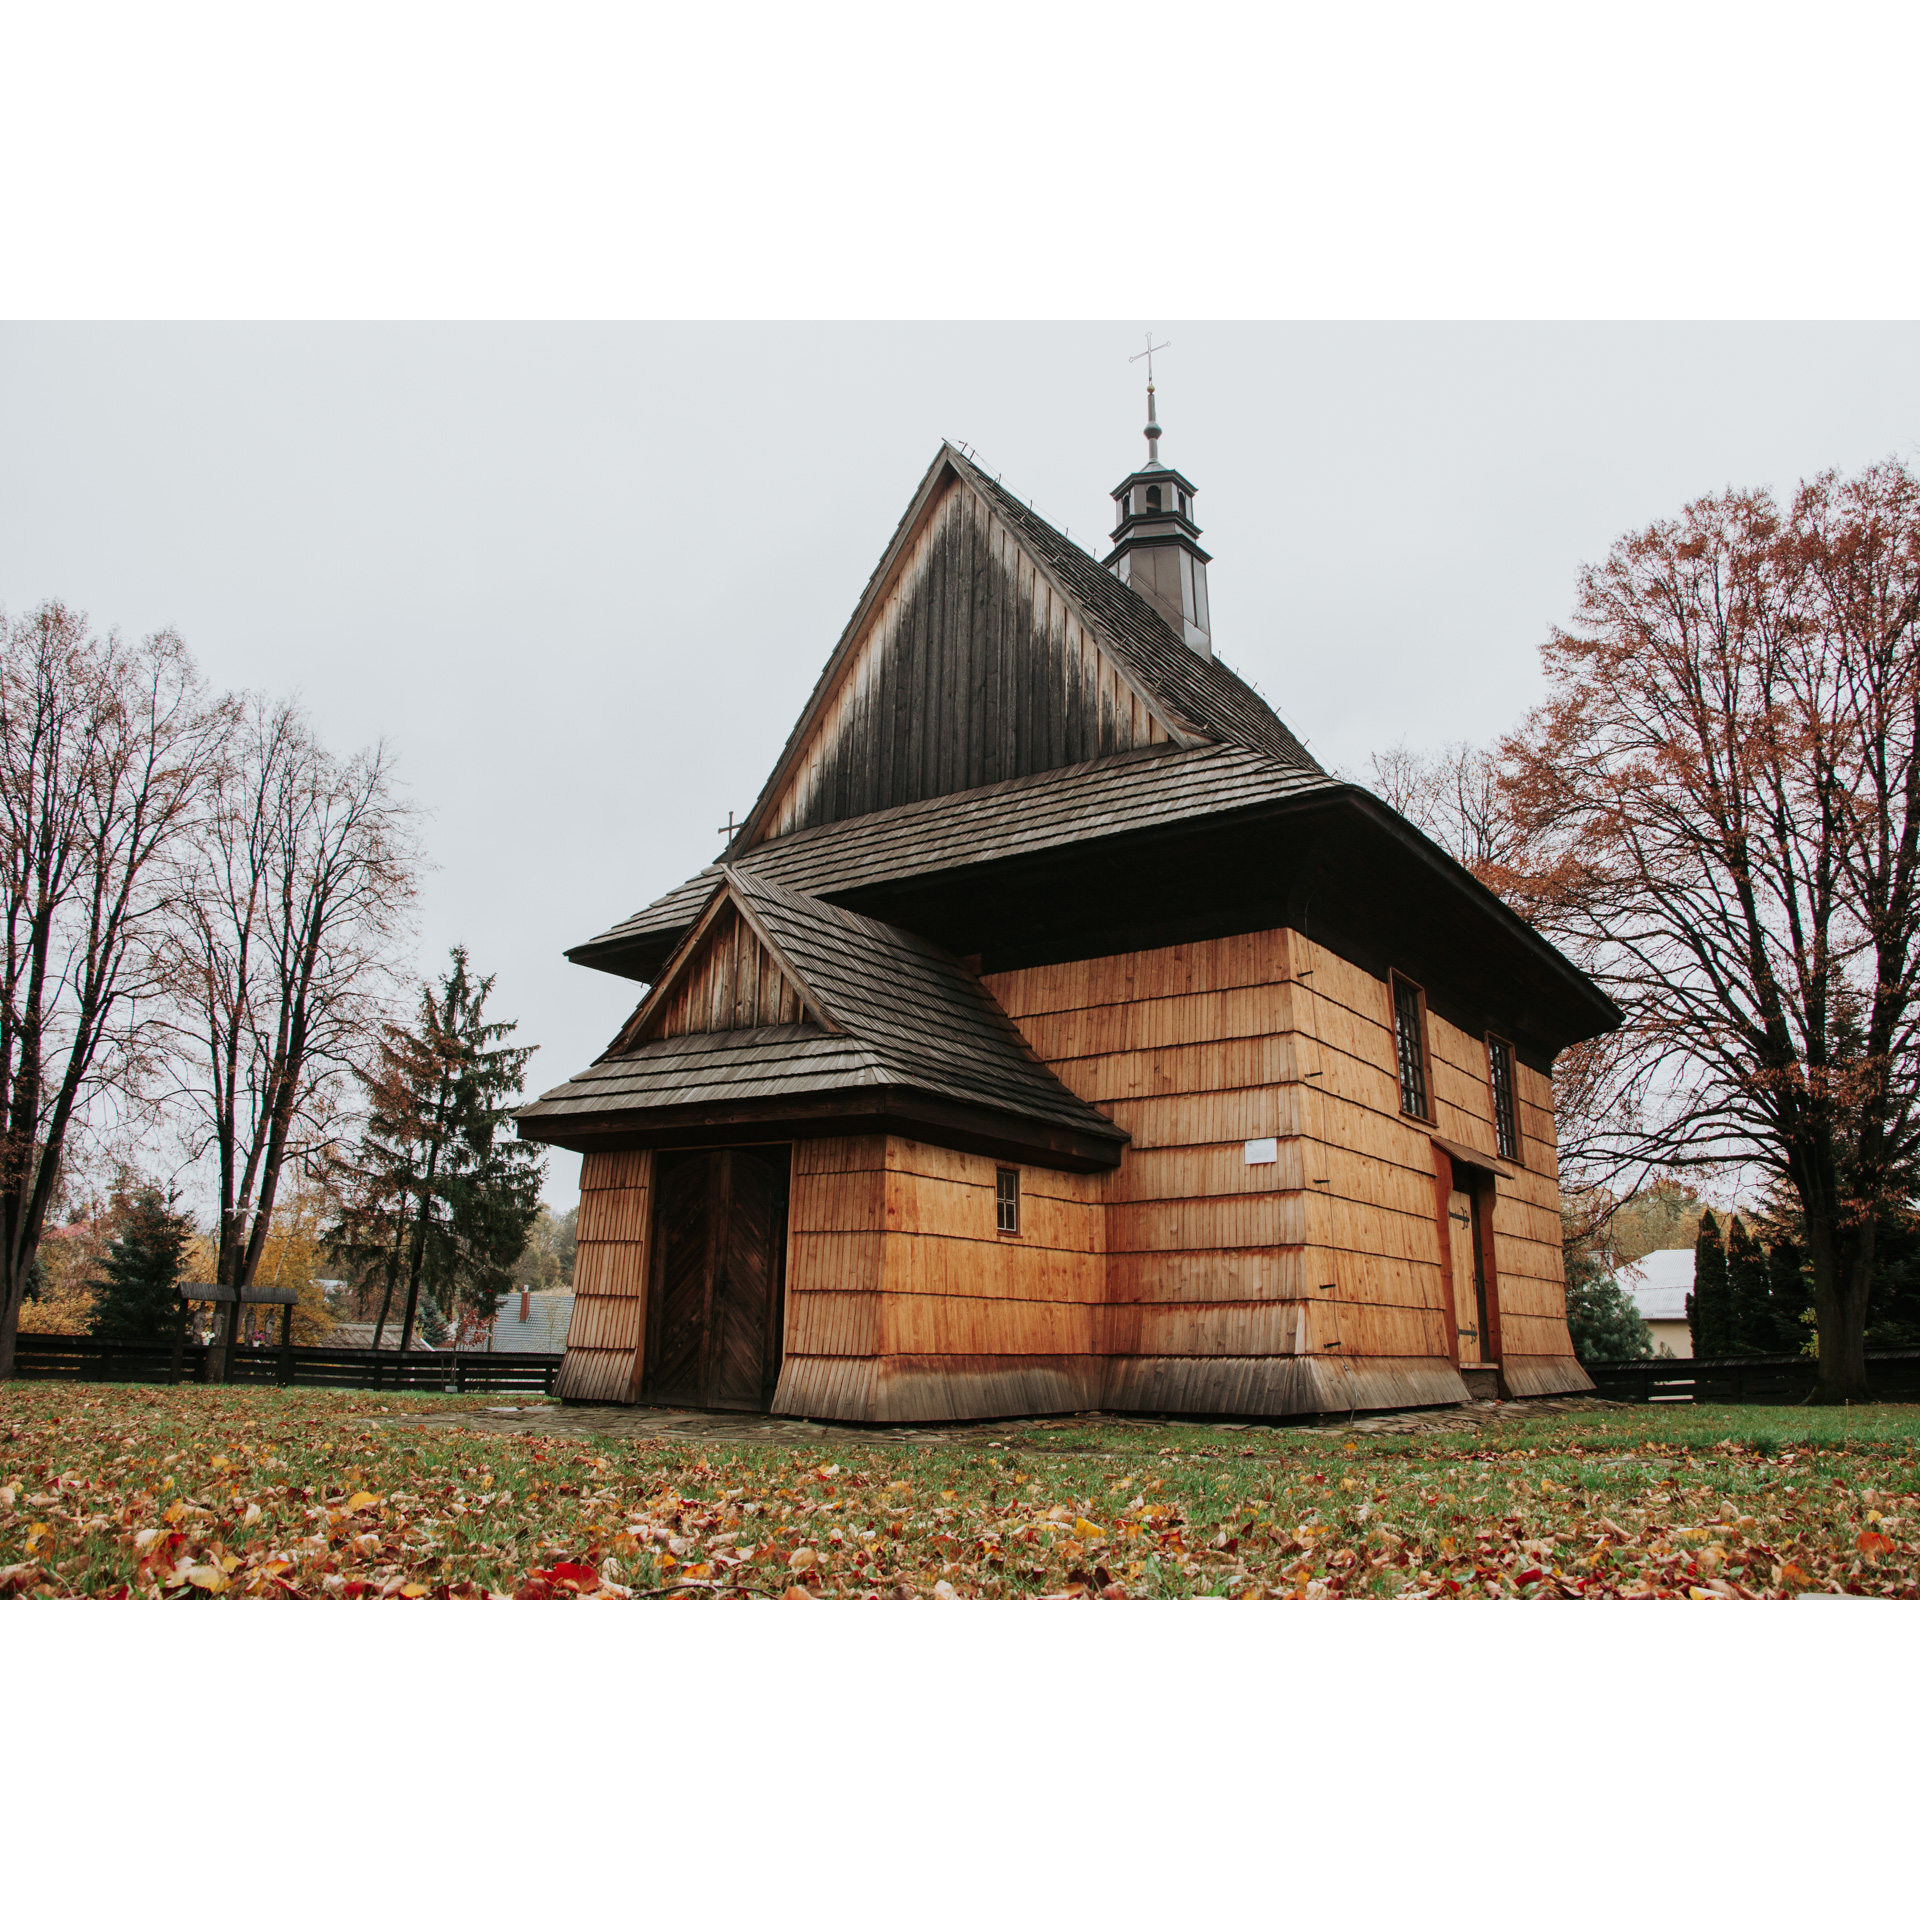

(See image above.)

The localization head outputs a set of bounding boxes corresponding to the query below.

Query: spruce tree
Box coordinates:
[1692,1211,1732,1358]
[89,1188,193,1343]
[1727,1216,1777,1354]
[1564,1244,1654,1363]
[330,947,544,1351]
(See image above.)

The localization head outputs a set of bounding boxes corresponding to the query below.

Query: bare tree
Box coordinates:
[1500,459,1920,1400]
[1366,739,1516,882]
[163,697,417,1378]
[0,605,230,1379]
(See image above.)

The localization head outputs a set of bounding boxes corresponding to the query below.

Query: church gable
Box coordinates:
[628,890,822,1041]
[755,459,1182,844]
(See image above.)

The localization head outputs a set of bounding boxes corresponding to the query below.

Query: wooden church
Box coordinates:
[518,386,1618,1421]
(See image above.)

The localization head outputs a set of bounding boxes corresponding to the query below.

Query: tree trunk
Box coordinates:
[397,1128,445,1354]
[1813,1221,1875,1402]
[0,1280,20,1381]
[370,1212,406,1352]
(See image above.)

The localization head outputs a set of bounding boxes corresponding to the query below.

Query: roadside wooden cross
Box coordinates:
[175,1282,298,1386]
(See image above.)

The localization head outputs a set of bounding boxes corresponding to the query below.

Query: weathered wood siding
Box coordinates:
[988,926,1575,1411]
[773,1134,1106,1422]
[644,900,811,1037]
[559,931,1581,1415]
[763,476,1170,841]
[556,1147,653,1403]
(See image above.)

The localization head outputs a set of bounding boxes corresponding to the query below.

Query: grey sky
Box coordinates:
[5,322,1917,1212]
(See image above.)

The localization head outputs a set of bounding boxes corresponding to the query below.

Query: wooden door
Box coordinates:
[642,1147,789,1411]
[1447,1170,1491,1367]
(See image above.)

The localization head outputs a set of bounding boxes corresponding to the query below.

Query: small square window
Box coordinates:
[1488,1034,1520,1161]
[1392,973,1430,1122]
[995,1167,1020,1234]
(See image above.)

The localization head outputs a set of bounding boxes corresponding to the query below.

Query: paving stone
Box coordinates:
[368,1390,1618,1458]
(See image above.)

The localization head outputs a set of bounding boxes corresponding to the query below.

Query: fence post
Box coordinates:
[279,1301,294,1387]
[171,1296,188,1388]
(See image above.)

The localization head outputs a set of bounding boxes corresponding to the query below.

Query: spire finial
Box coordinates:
[1129,331,1172,469]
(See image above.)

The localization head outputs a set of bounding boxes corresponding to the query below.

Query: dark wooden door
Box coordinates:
[642,1147,789,1411]
[1447,1164,1493,1368]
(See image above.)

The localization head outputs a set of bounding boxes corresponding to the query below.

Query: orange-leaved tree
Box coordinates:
[1498,458,1920,1401]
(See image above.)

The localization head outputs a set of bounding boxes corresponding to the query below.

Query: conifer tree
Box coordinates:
[1767,1239,1814,1353]
[1727,1216,1777,1354]
[1564,1241,1653,1363]
[328,947,543,1351]
[88,1188,194,1344]
[1692,1211,1731,1358]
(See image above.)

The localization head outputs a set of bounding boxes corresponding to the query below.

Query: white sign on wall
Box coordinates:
[1244,1138,1278,1165]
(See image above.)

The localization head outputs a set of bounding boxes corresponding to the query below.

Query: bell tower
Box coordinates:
[1104,365,1212,659]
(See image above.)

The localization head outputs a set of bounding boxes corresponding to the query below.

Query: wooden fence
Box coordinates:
[1582,1348,1920,1404]
[10,1333,562,1397]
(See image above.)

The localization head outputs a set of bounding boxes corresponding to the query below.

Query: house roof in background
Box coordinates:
[487,1291,574,1353]
[1615,1248,1695,1321]
[317,1323,437,1351]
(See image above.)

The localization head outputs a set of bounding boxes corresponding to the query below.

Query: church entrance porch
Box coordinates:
[642,1146,790,1413]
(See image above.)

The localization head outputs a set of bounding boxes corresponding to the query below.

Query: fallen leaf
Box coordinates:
[788,1546,817,1571]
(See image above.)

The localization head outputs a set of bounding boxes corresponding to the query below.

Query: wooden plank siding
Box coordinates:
[554,1147,653,1404]
[643,900,812,1038]
[762,477,1170,842]
[986,924,1580,1411]
[555,927,1584,1416]
[773,1134,1107,1422]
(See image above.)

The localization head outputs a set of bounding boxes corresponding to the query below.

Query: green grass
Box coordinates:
[4,1384,1917,1598]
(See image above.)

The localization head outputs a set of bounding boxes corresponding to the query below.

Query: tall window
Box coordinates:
[1392,974,1429,1121]
[1488,1034,1520,1161]
[996,1167,1020,1234]
[1145,483,1162,510]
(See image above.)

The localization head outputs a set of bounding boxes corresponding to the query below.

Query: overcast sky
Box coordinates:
[5,322,1918,1211]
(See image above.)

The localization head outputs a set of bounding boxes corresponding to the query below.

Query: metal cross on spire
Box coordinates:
[1129,331,1173,382]
[1129,332,1171,467]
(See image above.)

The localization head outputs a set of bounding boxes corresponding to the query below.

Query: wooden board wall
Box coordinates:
[772,1133,1106,1423]
[762,476,1171,841]
[987,926,1576,1409]
[643,900,811,1037]
[558,930,1583,1414]
[987,933,1330,1376]
[555,1147,653,1403]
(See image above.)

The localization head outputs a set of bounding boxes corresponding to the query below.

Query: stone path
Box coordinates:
[368,1391,1612,1459]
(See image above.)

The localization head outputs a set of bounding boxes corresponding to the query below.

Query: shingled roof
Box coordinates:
[521,869,1126,1157]
[952,453,1319,772]
[570,742,1343,980]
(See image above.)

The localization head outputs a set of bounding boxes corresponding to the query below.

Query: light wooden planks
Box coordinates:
[985,923,1576,1394]
[628,917,1578,1421]
[556,1147,653,1404]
